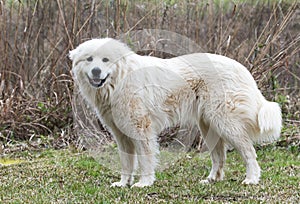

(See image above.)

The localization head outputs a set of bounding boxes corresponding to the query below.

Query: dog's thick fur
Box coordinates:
[69,38,282,187]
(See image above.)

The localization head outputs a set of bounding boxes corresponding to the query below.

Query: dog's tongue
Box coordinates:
[92,78,102,83]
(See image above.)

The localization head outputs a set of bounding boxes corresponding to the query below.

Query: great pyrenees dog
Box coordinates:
[69,38,282,187]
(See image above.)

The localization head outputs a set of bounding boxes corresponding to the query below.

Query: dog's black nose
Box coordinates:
[91,67,101,76]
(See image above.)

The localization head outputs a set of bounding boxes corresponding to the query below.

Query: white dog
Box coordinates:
[69,38,282,187]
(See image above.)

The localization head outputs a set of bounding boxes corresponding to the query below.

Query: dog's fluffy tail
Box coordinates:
[257,101,282,143]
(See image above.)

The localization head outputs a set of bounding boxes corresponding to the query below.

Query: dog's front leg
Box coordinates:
[110,152,137,187]
[131,137,159,188]
[110,130,137,187]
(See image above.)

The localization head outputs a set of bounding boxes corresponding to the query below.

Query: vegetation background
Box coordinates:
[0,0,299,150]
[0,0,299,203]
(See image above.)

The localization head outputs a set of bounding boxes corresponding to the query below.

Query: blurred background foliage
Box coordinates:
[0,0,299,151]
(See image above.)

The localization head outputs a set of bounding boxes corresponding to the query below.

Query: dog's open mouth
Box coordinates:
[86,74,109,88]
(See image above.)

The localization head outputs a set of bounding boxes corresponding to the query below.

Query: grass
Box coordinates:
[0,146,299,203]
[1,0,299,143]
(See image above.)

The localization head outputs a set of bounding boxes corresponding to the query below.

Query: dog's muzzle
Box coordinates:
[86,71,109,88]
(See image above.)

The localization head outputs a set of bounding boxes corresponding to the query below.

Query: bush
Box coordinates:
[0,0,299,147]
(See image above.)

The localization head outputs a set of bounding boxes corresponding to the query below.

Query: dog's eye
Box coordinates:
[87,56,93,62]
[102,57,109,62]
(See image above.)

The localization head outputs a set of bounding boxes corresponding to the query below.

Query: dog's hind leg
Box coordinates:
[229,138,260,184]
[201,138,226,183]
[220,128,261,184]
[198,120,226,183]
[131,136,159,188]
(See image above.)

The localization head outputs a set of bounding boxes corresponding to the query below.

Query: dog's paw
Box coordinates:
[200,179,210,184]
[200,176,215,184]
[131,175,155,188]
[242,178,259,185]
[110,181,128,187]
[131,181,153,188]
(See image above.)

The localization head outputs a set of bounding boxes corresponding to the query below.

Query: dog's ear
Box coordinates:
[69,49,77,61]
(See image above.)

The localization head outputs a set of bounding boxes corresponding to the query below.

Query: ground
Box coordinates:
[0,145,299,203]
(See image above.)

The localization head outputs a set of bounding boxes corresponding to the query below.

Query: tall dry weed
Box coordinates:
[0,0,299,147]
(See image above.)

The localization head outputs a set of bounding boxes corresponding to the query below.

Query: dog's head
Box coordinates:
[69,38,132,88]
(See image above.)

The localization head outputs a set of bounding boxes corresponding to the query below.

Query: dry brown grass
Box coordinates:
[0,0,299,147]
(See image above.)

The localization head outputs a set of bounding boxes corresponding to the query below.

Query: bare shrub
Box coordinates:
[0,0,299,149]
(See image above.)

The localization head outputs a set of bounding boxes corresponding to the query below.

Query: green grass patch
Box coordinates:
[0,146,299,203]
